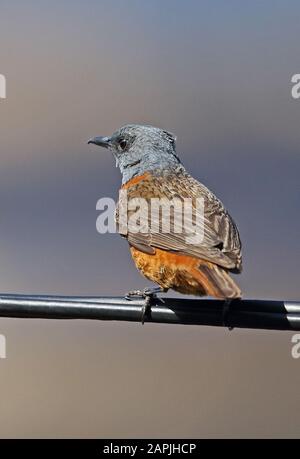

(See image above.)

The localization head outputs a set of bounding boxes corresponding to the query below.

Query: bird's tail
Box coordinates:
[192,261,242,299]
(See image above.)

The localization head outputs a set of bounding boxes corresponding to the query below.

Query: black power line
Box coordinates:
[0,293,299,330]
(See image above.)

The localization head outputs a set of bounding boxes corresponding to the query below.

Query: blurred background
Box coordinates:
[0,0,299,438]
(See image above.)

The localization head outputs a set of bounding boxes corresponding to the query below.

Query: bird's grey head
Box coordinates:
[88,124,182,184]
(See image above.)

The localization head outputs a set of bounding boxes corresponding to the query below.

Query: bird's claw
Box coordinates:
[125,289,145,299]
[125,287,165,300]
[125,287,166,324]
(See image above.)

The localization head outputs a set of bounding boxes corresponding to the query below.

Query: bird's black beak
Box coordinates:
[87,136,111,148]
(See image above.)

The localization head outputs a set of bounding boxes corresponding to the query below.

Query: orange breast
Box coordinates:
[121,172,151,190]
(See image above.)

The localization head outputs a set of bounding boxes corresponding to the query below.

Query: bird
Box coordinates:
[88,124,242,320]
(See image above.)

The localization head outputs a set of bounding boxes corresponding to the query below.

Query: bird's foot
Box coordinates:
[222,299,234,331]
[125,287,166,324]
[125,286,166,300]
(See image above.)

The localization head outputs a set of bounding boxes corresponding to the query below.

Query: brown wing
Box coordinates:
[116,169,242,272]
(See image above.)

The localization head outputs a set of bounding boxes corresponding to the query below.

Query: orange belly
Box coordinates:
[130,246,226,297]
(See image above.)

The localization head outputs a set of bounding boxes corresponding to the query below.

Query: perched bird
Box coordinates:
[88,124,242,305]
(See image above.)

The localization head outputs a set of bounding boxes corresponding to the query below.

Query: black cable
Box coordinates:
[0,294,299,330]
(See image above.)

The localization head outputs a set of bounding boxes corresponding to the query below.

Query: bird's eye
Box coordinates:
[119,139,128,151]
